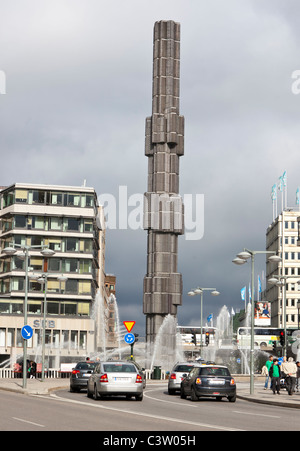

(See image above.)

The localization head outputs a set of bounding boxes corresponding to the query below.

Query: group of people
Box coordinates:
[263,355,300,395]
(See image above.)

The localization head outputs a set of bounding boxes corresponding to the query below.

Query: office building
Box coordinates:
[266,208,300,329]
[0,182,111,368]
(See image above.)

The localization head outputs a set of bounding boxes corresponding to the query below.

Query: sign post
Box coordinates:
[123,322,136,359]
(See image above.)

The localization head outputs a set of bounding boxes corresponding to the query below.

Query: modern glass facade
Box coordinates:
[0,183,106,368]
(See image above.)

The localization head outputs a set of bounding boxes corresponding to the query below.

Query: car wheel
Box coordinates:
[135,393,143,401]
[93,384,100,400]
[87,385,93,398]
[70,385,80,393]
[168,388,176,395]
[191,387,199,402]
[228,394,236,403]
[180,387,187,399]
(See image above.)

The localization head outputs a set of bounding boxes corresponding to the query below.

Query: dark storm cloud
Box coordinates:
[1,0,300,334]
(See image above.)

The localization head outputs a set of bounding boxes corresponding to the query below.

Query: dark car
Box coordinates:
[70,361,97,392]
[180,365,236,402]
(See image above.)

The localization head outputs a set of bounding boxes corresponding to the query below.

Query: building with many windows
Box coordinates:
[266,209,300,329]
[0,183,112,368]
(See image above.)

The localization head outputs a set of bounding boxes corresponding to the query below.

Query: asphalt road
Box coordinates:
[1,384,300,432]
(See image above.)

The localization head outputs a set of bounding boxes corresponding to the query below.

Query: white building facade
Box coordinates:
[266,209,300,329]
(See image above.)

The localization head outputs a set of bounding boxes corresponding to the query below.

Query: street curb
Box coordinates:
[237,393,300,409]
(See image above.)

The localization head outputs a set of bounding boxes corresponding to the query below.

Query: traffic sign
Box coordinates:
[124,333,135,344]
[123,321,136,333]
[21,325,33,340]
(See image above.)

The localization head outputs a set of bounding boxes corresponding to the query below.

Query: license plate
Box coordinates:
[114,377,131,383]
[209,379,225,385]
[83,374,91,377]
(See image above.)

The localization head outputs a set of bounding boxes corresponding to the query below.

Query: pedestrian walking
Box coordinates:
[264,355,274,390]
[269,358,281,395]
[282,357,297,395]
[29,360,37,379]
[296,362,300,392]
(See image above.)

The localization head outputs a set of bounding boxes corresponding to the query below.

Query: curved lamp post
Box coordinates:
[188,287,220,354]
[233,248,281,395]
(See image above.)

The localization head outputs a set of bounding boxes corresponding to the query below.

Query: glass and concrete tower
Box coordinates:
[143,21,185,346]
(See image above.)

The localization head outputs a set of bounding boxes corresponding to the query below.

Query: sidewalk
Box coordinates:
[237,383,300,409]
[0,378,300,408]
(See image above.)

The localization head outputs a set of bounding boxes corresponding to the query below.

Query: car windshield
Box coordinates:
[200,367,230,377]
[76,362,97,370]
[103,364,137,373]
[174,365,195,372]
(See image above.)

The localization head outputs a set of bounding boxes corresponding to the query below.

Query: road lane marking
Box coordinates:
[233,410,280,419]
[33,393,244,431]
[12,417,45,428]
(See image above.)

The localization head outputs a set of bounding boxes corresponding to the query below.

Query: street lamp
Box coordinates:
[32,272,67,381]
[188,287,220,354]
[2,244,54,389]
[233,248,281,395]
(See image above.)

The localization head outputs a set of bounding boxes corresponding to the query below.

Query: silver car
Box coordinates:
[168,362,203,395]
[87,361,143,401]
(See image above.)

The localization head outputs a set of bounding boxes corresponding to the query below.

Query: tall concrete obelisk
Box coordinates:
[143,20,184,347]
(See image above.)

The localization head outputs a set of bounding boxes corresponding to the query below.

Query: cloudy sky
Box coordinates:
[1,0,300,335]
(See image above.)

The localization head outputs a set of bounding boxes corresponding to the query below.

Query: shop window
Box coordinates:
[7,329,15,347]
[70,330,78,349]
[16,329,23,347]
[62,330,69,348]
[79,331,87,349]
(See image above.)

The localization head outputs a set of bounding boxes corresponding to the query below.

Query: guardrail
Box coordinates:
[0,368,169,380]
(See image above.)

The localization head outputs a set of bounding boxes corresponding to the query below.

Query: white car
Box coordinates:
[87,361,143,401]
[168,362,204,395]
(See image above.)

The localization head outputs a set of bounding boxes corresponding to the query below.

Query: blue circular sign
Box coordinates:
[124,333,135,344]
[21,325,33,340]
